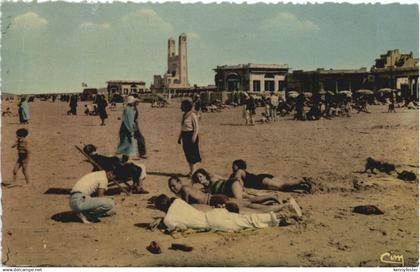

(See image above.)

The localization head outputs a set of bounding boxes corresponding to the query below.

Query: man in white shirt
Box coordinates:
[153,194,302,232]
[69,170,115,223]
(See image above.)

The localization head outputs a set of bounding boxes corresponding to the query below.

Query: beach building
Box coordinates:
[106,80,147,97]
[371,49,419,100]
[213,64,289,92]
[288,68,372,93]
[286,49,418,99]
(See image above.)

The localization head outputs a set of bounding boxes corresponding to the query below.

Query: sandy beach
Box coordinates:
[1,99,418,266]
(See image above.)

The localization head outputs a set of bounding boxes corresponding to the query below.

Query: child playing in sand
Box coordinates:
[11,128,30,184]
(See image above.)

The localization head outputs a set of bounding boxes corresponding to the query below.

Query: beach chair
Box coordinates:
[75,145,131,195]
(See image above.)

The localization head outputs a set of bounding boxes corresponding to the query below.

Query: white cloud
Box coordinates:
[122,8,173,33]
[262,12,319,32]
[79,22,111,30]
[187,32,200,40]
[11,12,48,29]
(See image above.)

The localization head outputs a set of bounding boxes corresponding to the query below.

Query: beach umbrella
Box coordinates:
[355,89,374,95]
[287,91,299,98]
[338,90,352,97]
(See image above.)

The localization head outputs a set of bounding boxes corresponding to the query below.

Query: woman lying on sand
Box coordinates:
[168,176,291,213]
[151,194,302,233]
[229,160,313,193]
[191,168,288,201]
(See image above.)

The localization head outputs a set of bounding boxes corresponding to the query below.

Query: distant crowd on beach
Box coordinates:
[236,89,419,125]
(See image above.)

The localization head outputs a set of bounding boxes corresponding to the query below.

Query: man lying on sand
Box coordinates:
[152,194,302,233]
[69,171,115,224]
[229,160,312,193]
[168,176,292,213]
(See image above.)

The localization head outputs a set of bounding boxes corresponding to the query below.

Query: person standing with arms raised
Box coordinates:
[178,100,201,177]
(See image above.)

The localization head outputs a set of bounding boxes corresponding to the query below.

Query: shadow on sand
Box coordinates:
[353,171,368,174]
[134,223,150,229]
[51,211,102,223]
[148,171,189,178]
[219,123,244,126]
[51,211,81,223]
[44,187,123,196]
[44,188,71,195]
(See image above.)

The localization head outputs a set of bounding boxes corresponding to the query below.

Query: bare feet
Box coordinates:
[288,197,302,217]
[132,187,149,194]
[77,213,92,224]
[105,211,117,217]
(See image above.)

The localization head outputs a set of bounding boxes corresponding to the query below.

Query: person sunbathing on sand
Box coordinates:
[169,176,290,213]
[191,168,288,202]
[229,160,312,193]
[151,194,302,233]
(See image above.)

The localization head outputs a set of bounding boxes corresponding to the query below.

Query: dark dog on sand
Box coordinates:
[364,157,396,175]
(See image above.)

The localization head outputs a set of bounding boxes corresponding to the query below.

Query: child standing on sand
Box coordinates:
[11,128,30,184]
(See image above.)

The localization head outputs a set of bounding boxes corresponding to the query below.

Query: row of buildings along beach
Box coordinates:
[27,33,416,102]
[108,33,418,102]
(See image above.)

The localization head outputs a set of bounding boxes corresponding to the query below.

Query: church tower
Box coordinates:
[178,33,189,86]
[167,37,179,79]
[162,33,189,88]
[168,37,176,59]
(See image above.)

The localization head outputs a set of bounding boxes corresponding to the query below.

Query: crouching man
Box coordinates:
[152,194,302,233]
[69,170,115,224]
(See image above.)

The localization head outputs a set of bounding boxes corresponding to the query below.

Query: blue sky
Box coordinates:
[1,2,418,94]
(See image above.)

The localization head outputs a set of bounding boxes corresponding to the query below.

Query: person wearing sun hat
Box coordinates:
[116,96,139,158]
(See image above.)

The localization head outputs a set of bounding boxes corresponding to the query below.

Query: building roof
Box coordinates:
[372,66,419,74]
[293,68,369,75]
[215,63,289,71]
[107,80,146,85]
